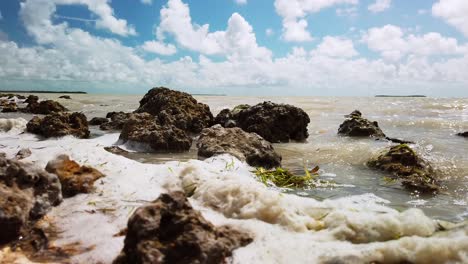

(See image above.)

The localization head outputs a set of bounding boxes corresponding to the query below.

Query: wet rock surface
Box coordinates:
[367,144,440,193]
[0,156,62,244]
[214,104,250,129]
[114,191,253,264]
[338,110,386,138]
[15,148,32,160]
[24,100,68,115]
[197,125,282,168]
[58,95,71,100]
[89,117,109,126]
[104,146,129,155]
[457,131,468,137]
[2,102,18,113]
[135,87,214,133]
[119,113,192,152]
[45,155,105,197]
[100,112,133,131]
[26,112,90,139]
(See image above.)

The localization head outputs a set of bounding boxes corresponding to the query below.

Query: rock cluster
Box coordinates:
[2,102,18,113]
[100,112,133,130]
[45,155,105,197]
[367,144,440,193]
[338,110,386,138]
[26,112,90,139]
[114,191,252,264]
[197,125,281,168]
[0,156,62,244]
[24,97,68,115]
[215,102,310,143]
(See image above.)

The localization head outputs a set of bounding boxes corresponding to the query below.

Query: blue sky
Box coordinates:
[0,0,467,96]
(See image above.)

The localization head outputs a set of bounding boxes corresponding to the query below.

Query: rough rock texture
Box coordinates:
[104,146,129,155]
[100,112,133,131]
[119,113,192,152]
[223,102,310,143]
[26,112,90,139]
[59,95,71,99]
[15,148,32,160]
[25,95,39,104]
[197,125,282,168]
[457,132,468,137]
[367,144,440,193]
[114,191,252,264]
[24,100,68,114]
[134,87,214,133]
[89,117,109,126]
[214,105,251,129]
[0,157,62,244]
[338,110,386,138]
[46,155,105,197]
[2,102,18,113]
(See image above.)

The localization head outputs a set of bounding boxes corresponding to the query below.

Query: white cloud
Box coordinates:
[274,0,358,42]
[141,0,153,5]
[156,0,271,60]
[266,28,274,37]
[311,36,358,58]
[432,0,468,37]
[362,24,467,61]
[234,0,247,5]
[141,41,177,55]
[0,30,8,42]
[368,0,391,13]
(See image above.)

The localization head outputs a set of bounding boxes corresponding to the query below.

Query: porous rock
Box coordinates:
[26,112,90,139]
[338,110,386,138]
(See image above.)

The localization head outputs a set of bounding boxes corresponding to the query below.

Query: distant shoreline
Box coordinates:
[375,95,427,98]
[0,90,87,94]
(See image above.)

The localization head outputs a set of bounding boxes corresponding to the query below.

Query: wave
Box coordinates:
[0,118,27,133]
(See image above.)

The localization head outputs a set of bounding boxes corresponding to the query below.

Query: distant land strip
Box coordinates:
[0,90,87,94]
[375,95,427,98]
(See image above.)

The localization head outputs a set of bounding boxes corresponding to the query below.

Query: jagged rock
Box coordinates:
[134,87,214,133]
[104,146,129,155]
[25,95,39,104]
[197,125,282,168]
[24,100,68,115]
[26,112,90,139]
[58,95,71,99]
[457,132,468,138]
[89,117,109,126]
[338,110,386,138]
[2,102,18,113]
[119,113,192,152]
[367,144,440,193]
[0,157,62,244]
[100,112,133,131]
[113,191,253,264]
[221,101,310,143]
[15,148,32,160]
[45,155,105,197]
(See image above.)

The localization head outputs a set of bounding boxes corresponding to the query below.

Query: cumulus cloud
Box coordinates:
[274,0,358,42]
[368,0,391,13]
[311,36,358,58]
[141,40,177,55]
[432,0,468,37]
[156,0,271,60]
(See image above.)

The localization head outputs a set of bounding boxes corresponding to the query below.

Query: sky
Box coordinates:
[0,0,467,96]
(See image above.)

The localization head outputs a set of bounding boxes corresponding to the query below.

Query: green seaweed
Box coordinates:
[254,165,321,188]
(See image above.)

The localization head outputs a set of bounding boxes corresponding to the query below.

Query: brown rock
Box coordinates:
[338,110,386,138]
[45,155,105,198]
[100,112,133,131]
[15,148,32,160]
[25,100,68,114]
[26,112,90,139]
[2,102,18,113]
[114,191,252,264]
[0,184,33,244]
[89,117,109,126]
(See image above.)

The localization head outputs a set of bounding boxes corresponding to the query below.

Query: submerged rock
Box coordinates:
[100,112,132,131]
[338,110,386,138]
[26,112,90,139]
[58,95,71,100]
[135,87,214,133]
[104,146,129,155]
[24,100,68,114]
[457,131,468,138]
[24,95,39,104]
[89,117,109,126]
[120,113,192,152]
[197,125,282,168]
[46,155,105,197]
[0,157,62,244]
[15,148,32,160]
[114,191,252,264]
[2,102,18,113]
[367,144,440,193]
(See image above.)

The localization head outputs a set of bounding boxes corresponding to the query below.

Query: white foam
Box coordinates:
[0,118,27,134]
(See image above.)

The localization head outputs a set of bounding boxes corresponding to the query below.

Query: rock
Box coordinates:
[24,100,68,114]
[45,155,105,197]
[26,112,90,139]
[0,156,62,244]
[100,112,133,131]
[89,117,109,126]
[338,110,386,138]
[113,191,252,264]
[134,87,214,133]
[367,144,440,193]
[457,131,468,137]
[104,146,129,155]
[58,95,71,100]
[15,148,32,160]
[2,102,18,113]
[197,125,282,168]
[119,113,192,152]
[227,101,310,143]
[25,95,39,104]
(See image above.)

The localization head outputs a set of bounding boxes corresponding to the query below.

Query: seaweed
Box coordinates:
[254,165,321,188]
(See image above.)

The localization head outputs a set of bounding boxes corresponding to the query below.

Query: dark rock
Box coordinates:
[2,102,18,113]
[338,110,386,138]
[58,95,71,100]
[100,112,133,131]
[0,157,62,244]
[367,144,440,193]
[457,132,468,137]
[113,191,252,264]
[197,125,282,168]
[119,113,192,152]
[15,148,32,160]
[134,87,214,133]
[25,95,39,104]
[46,155,105,198]
[24,100,68,114]
[229,101,310,143]
[26,112,90,139]
[104,146,129,155]
[89,117,109,126]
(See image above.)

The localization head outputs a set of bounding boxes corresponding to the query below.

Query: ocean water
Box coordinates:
[0,94,467,263]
